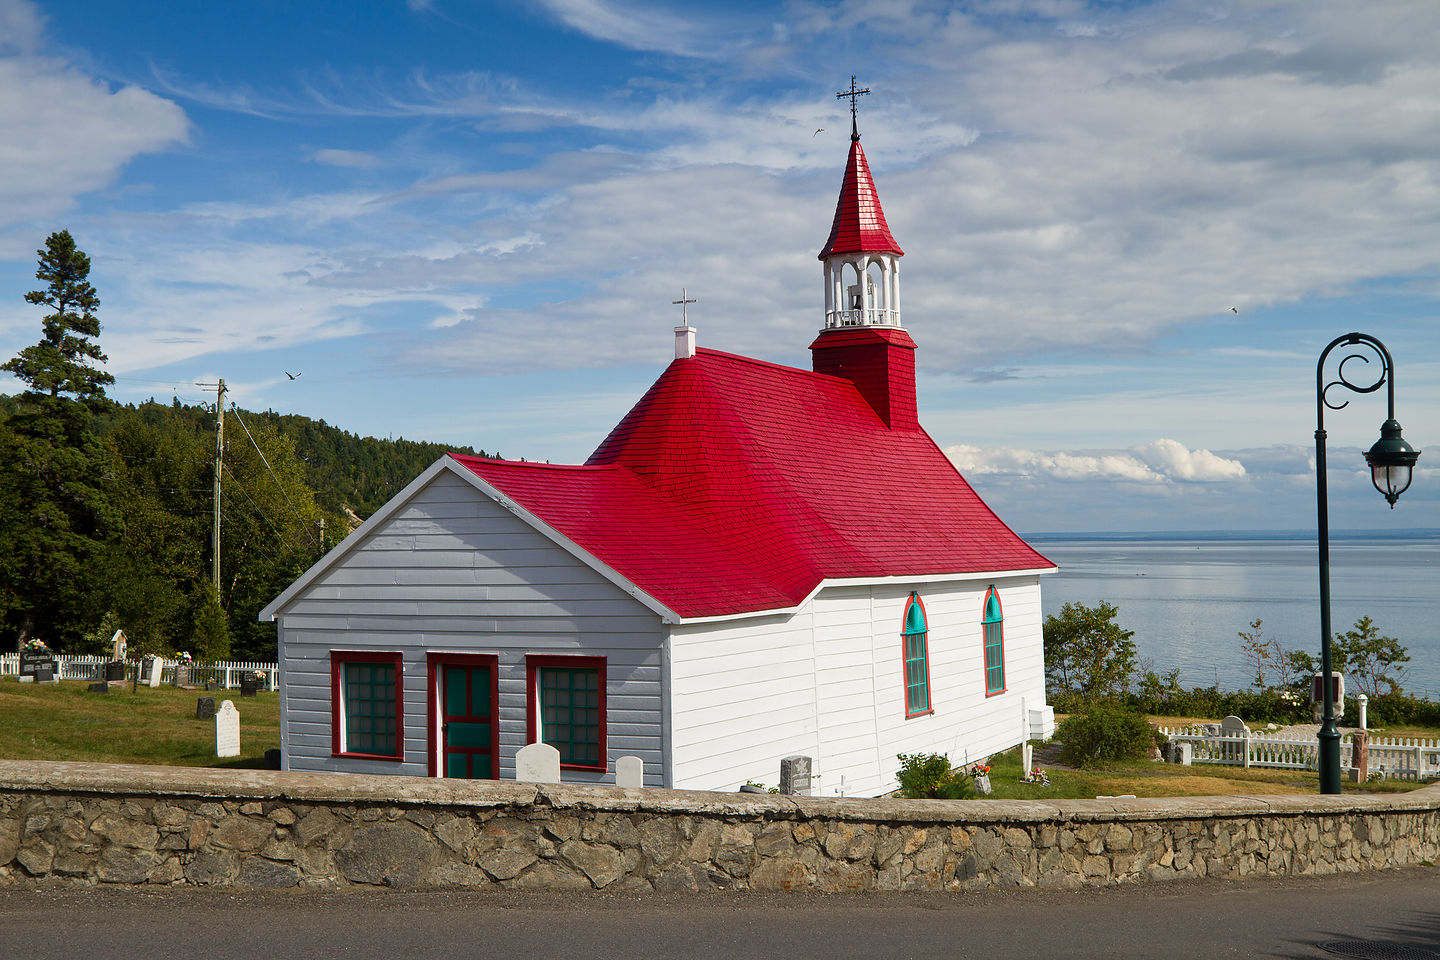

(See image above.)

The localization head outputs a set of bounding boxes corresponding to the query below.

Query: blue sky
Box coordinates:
[1,0,1437,534]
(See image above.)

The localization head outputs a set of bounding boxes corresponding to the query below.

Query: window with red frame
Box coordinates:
[526,656,606,770]
[902,592,932,717]
[331,651,403,759]
[982,587,1006,695]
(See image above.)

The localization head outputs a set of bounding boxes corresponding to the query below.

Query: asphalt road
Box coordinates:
[2,867,1439,960]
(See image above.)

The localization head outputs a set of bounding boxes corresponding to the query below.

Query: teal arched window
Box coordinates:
[902,592,932,717]
[982,587,1005,695]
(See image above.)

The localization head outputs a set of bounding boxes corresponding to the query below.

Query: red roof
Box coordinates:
[818,138,904,259]
[451,350,1050,619]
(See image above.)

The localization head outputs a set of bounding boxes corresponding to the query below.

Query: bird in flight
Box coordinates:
[286,371,302,380]
[813,127,824,137]
[1230,307,1238,314]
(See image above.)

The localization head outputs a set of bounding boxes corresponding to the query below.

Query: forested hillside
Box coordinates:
[1,393,494,661]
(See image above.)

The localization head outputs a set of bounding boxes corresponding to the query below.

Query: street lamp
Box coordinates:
[1314,332,1421,794]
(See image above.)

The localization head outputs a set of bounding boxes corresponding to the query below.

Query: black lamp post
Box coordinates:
[1314,333,1420,794]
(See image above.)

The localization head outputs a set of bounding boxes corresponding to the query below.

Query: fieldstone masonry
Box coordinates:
[1,761,1437,892]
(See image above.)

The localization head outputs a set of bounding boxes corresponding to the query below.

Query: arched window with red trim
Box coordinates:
[982,586,1006,695]
[902,592,932,717]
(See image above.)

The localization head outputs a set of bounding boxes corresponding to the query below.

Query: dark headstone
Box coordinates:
[264,748,282,770]
[240,676,260,697]
[173,664,191,687]
[205,680,220,691]
[779,755,813,796]
[20,649,55,679]
[105,661,126,682]
[89,681,110,693]
[196,696,216,720]
[34,663,55,683]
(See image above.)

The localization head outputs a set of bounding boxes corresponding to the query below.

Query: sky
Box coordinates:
[1,0,1437,534]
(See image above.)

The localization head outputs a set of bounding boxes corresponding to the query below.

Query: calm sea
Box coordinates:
[1029,534,1440,698]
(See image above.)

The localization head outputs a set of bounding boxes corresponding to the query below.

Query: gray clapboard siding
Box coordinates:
[276,469,667,786]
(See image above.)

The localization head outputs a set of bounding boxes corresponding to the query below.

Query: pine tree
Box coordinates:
[0,231,118,649]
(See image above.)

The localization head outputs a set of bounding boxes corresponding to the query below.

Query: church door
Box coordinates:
[429,655,498,779]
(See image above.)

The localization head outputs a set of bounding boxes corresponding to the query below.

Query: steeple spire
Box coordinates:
[818,80,903,331]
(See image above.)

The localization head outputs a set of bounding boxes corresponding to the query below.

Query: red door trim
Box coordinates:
[426,652,500,779]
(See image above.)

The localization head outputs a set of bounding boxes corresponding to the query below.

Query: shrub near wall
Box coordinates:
[2,761,1439,892]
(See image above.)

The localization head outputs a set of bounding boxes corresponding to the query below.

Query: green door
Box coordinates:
[441,664,495,779]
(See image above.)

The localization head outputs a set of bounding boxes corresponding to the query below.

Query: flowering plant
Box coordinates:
[175,651,193,663]
[22,638,51,653]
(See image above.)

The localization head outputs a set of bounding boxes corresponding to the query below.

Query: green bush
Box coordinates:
[1055,703,1158,768]
[895,752,974,799]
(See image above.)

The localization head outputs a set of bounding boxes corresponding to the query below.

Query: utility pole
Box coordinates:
[212,379,226,592]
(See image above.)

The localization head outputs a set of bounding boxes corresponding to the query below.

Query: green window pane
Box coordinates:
[471,670,491,716]
[446,753,468,778]
[344,661,398,756]
[444,666,468,715]
[539,667,601,766]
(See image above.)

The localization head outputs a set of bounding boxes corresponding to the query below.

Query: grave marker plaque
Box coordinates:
[105,661,126,682]
[240,674,260,698]
[214,700,240,758]
[196,697,217,720]
[173,663,191,688]
[779,755,813,796]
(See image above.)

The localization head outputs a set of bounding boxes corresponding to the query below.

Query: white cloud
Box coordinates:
[310,148,384,169]
[0,0,189,229]
[946,439,1245,484]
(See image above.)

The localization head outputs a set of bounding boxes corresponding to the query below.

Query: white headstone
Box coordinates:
[515,742,561,783]
[214,700,240,758]
[1022,741,1034,776]
[148,657,163,688]
[1220,715,1249,735]
[615,755,644,789]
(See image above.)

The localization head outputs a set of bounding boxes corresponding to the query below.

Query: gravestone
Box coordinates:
[105,661,126,682]
[214,700,240,758]
[89,682,110,694]
[239,674,260,697]
[264,748,281,770]
[196,696,217,720]
[615,755,644,789]
[173,664,191,688]
[779,755,812,796]
[515,742,561,783]
[20,648,55,682]
[147,658,163,688]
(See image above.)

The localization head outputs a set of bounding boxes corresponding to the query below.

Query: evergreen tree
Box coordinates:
[0,231,117,649]
[190,582,231,662]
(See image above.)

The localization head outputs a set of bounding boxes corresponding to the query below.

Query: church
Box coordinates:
[261,110,1057,795]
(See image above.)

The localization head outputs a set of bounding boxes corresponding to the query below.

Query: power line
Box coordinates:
[228,405,318,548]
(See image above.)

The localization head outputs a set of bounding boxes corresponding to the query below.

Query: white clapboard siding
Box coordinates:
[667,575,1049,796]
[275,469,667,786]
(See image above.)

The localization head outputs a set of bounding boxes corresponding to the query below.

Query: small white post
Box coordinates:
[1358,693,1369,730]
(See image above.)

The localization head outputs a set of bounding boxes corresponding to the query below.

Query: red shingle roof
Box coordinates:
[818,138,905,259]
[451,349,1050,619]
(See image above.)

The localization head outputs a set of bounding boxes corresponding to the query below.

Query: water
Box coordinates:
[1031,535,1440,698]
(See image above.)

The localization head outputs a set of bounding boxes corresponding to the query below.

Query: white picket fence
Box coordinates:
[1159,725,1440,781]
[0,654,278,691]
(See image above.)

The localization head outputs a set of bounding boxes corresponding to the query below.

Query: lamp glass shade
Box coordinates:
[1364,418,1420,507]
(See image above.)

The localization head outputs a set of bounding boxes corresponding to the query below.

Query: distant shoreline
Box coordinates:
[1026,529,1440,543]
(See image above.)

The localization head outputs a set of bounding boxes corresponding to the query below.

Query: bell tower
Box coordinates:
[810,78,917,430]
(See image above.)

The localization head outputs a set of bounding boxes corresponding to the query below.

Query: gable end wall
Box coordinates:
[275,470,667,786]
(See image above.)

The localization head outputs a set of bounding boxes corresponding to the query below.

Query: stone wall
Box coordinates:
[2,761,1438,892]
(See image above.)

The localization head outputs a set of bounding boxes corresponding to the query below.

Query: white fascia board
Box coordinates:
[258,455,459,621]
[442,458,685,625]
[671,565,1058,627]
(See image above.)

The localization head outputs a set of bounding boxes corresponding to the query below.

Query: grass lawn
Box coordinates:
[0,677,279,769]
[978,743,1429,800]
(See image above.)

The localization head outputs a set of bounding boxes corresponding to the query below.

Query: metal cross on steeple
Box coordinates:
[672,287,697,326]
[836,75,870,142]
